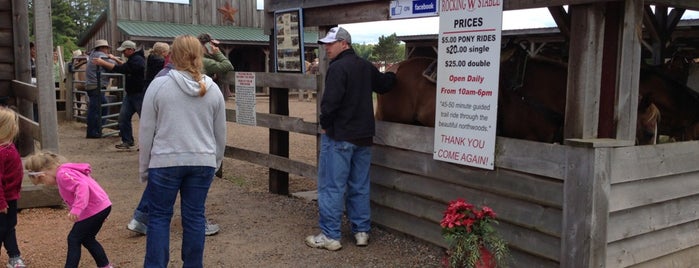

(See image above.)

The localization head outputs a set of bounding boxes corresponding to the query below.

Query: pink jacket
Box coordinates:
[56,163,111,221]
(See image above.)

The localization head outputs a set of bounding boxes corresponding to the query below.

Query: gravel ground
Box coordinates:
[10,97,445,267]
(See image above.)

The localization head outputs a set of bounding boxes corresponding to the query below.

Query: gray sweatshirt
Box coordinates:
[138,69,227,181]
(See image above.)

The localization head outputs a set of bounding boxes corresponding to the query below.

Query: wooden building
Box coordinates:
[77,0,318,74]
[256,1,699,267]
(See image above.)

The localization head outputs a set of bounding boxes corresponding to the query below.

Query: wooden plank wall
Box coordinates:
[0,0,13,96]
[371,121,568,267]
[606,141,699,267]
[116,0,264,28]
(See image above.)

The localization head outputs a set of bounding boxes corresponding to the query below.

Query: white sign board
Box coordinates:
[389,0,439,19]
[234,72,257,126]
[433,1,503,170]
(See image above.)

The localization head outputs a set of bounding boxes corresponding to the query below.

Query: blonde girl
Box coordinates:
[0,107,26,268]
[24,151,113,268]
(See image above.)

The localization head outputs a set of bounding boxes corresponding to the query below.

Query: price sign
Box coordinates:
[433,1,503,170]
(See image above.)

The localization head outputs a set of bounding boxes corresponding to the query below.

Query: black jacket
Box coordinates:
[320,48,396,142]
[145,54,165,89]
[111,49,145,94]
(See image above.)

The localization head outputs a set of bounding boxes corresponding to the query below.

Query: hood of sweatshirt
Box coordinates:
[59,163,92,176]
[167,69,213,97]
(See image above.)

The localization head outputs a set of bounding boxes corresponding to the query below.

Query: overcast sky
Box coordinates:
[340,8,699,44]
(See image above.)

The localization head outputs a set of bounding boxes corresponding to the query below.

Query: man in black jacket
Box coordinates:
[92,40,146,149]
[305,27,396,251]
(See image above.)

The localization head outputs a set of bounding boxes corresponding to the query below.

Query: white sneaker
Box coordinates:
[354,232,369,246]
[205,220,220,236]
[7,256,26,268]
[305,233,342,251]
[127,218,147,235]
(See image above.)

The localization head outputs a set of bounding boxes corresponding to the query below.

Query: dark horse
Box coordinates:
[376,49,670,145]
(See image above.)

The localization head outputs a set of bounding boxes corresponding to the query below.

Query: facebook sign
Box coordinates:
[390,0,439,19]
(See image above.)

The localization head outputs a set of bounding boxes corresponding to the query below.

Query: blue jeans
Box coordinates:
[86,88,108,138]
[66,206,111,268]
[133,190,149,225]
[317,134,372,240]
[144,166,214,268]
[118,92,144,144]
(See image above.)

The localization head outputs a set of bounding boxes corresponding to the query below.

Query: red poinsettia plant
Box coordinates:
[440,198,510,268]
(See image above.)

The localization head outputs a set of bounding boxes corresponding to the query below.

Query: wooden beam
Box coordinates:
[302,1,389,27]
[224,146,317,179]
[221,72,317,90]
[269,86,290,195]
[548,6,571,38]
[12,0,34,156]
[615,0,643,142]
[225,109,318,135]
[646,0,699,9]
[34,0,59,153]
[642,5,660,43]
[666,7,685,32]
[561,146,610,268]
[565,4,605,140]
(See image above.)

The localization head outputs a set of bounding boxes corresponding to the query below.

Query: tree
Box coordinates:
[352,43,375,60]
[28,0,108,58]
[372,33,403,65]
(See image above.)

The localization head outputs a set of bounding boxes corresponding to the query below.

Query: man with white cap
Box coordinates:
[84,39,115,138]
[305,27,396,251]
[92,40,146,149]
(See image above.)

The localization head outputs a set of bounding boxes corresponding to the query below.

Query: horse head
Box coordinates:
[636,95,660,145]
[640,66,699,141]
[376,57,437,127]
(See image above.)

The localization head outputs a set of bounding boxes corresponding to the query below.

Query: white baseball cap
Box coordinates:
[318,27,352,44]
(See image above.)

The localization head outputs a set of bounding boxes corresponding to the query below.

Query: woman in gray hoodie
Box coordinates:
[138,35,226,268]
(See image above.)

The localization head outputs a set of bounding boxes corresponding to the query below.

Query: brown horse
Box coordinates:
[376,57,437,127]
[376,50,667,145]
[639,67,699,141]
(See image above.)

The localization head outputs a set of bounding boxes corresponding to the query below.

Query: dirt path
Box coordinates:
[12,98,443,267]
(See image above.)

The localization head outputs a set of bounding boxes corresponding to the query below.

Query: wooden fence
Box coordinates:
[209,70,699,267]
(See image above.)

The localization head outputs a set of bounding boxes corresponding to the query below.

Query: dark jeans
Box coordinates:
[118,92,144,144]
[65,206,111,268]
[0,200,21,258]
[86,88,108,138]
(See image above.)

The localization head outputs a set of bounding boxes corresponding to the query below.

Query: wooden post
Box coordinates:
[562,4,609,267]
[564,4,604,140]
[267,28,289,195]
[12,0,34,156]
[65,64,74,121]
[562,144,610,268]
[615,0,643,142]
[34,0,59,153]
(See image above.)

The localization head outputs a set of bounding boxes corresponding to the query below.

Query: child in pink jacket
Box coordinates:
[24,151,113,268]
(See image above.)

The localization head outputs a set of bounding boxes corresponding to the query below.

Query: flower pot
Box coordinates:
[442,246,496,268]
[475,247,495,268]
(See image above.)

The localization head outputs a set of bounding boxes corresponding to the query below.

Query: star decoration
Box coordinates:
[218,2,238,23]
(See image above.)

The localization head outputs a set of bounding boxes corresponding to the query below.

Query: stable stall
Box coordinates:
[258,1,699,267]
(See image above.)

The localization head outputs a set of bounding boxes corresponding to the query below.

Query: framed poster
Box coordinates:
[274,8,305,73]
